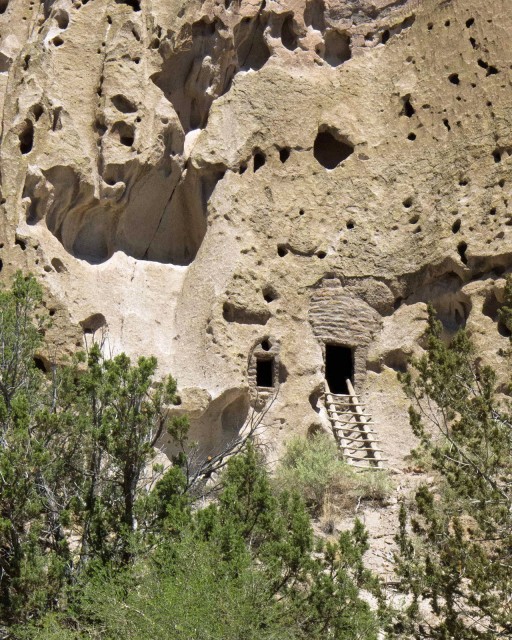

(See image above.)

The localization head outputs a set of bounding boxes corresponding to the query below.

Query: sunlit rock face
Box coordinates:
[0,0,511,463]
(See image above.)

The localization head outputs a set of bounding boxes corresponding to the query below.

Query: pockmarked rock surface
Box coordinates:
[0,0,511,461]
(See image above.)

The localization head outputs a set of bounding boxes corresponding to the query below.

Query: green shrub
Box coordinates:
[276,434,392,515]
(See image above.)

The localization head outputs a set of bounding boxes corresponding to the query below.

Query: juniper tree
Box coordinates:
[395,304,512,639]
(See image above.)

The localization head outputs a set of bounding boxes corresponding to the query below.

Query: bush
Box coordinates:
[276,434,392,516]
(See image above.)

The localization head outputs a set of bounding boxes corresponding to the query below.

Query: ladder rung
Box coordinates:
[329,411,372,417]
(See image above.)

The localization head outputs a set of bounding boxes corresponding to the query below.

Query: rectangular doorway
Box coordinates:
[325,344,354,394]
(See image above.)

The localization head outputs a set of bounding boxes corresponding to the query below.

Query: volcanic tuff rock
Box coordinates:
[0,0,511,462]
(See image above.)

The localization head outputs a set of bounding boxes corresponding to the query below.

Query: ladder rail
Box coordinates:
[325,379,385,470]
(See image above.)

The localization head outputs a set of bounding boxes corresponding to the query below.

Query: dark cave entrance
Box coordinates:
[324,344,354,394]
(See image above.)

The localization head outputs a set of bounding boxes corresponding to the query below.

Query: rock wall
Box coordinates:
[0,0,511,463]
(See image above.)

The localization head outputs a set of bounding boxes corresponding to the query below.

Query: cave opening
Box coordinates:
[325,343,354,394]
[314,129,353,169]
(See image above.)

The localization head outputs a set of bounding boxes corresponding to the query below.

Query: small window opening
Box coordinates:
[256,357,274,387]
[261,339,271,351]
[325,344,354,394]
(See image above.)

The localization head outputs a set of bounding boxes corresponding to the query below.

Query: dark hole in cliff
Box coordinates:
[457,241,468,265]
[443,118,451,130]
[0,259,3,272]
[111,94,137,113]
[482,293,512,337]
[256,357,274,387]
[19,120,34,154]
[281,14,298,50]
[407,132,416,140]
[80,313,107,334]
[236,15,270,71]
[316,250,327,259]
[33,356,50,373]
[263,286,277,303]
[492,149,501,163]
[314,129,353,169]
[452,218,461,233]
[325,344,353,395]
[52,108,62,131]
[486,65,498,76]
[112,122,135,147]
[55,9,69,28]
[304,0,325,31]
[115,0,140,10]
[323,30,351,66]
[51,257,66,273]
[466,17,474,27]
[346,220,354,229]
[309,389,322,414]
[279,147,290,163]
[448,73,460,85]
[261,339,271,351]
[253,152,265,172]
[52,36,64,47]
[401,96,415,117]
[31,104,44,121]
[277,244,288,257]
[0,0,8,14]
[403,197,413,208]
[15,236,27,250]
[381,29,390,44]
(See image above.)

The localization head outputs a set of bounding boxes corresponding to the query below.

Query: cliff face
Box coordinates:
[0,0,511,462]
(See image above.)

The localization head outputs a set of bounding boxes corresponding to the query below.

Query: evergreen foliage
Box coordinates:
[395,304,512,639]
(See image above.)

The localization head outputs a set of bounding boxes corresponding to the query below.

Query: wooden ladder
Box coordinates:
[325,379,385,470]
